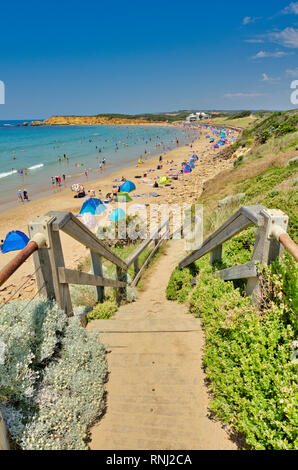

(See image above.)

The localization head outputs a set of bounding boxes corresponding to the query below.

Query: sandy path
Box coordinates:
[87,239,236,450]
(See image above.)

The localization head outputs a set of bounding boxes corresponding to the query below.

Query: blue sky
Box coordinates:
[0,0,297,118]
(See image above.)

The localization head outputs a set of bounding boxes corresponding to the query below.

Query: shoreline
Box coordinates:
[0,125,240,303]
[0,122,195,212]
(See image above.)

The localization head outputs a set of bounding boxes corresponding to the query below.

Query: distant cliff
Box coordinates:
[30,115,165,126]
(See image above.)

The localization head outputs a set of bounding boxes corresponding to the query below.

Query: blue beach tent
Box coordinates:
[80,198,106,216]
[184,165,192,174]
[1,231,30,254]
[120,180,136,193]
[189,161,195,169]
[110,208,126,222]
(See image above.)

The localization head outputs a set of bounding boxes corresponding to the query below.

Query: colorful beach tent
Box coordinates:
[110,208,126,222]
[120,180,136,193]
[117,192,132,202]
[80,198,106,215]
[184,165,192,174]
[159,176,169,185]
[189,161,195,169]
[1,231,30,254]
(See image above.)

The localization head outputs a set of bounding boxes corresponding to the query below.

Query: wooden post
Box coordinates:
[0,410,10,450]
[28,216,56,300]
[48,222,72,315]
[246,210,287,305]
[90,250,104,303]
[115,266,127,306]
[210,245,222,265]
[134,257,140,277]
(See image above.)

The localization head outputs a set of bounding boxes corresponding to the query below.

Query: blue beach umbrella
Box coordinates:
[1,231,30,254]
[110,208,126,222]
[80,198,106,215]
[120,180,136,193]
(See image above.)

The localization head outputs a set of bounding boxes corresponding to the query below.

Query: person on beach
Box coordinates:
[23,189,29,201]
[62,174,66,186]
[85,169,88,180]
[112,186,118,201]
[17,189,24,204]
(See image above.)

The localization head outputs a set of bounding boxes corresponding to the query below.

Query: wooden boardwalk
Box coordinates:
[88,240,236,450]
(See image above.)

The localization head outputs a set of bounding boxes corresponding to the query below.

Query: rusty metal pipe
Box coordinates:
[0,241,39,287]
[279,233,298,262]
[271,226,298,262]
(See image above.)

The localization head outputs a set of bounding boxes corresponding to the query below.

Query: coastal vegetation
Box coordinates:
[167,110,298,449]
[0,299,107,449]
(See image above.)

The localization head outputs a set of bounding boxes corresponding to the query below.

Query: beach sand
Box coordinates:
[0,127,239,303]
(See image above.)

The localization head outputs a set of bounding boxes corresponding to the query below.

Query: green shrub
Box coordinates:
[86,300,118,322]
[167,245,297,449]
[166,265,198,303]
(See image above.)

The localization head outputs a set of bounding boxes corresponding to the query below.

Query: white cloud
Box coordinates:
[252,50,293,59]
[243,16,261,25]
[262,73,281,82]
[269,27,298,48]
[245,39,264,43]
[286,67,298,77]
[282,2,298,14]
[224,92,264,98]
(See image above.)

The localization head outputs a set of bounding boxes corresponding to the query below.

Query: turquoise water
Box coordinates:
[0,122,198,209]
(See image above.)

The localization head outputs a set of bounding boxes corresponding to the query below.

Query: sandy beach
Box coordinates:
[0,126,239,303]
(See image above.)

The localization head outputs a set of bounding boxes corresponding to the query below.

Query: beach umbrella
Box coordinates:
[159,176,169,185]
[1,231,30,254]
[80,198,106,215]
[110,208,126,222]
[120,180,136,192]
[82,213,98,229]
[71,183,84,192]
[117,192,132,202]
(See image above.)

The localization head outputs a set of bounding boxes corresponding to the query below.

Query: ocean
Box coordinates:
[0,121,198,210]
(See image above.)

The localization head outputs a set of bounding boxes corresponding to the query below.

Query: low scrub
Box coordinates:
[167,234,297,449]
[0,299,107,449]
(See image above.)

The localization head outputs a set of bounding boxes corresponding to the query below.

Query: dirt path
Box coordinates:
[88,239,236,450]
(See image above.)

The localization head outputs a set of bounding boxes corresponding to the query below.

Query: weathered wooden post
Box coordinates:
[115,266,127,306]
[90,250,104,303]
[134,258,140,277]
[0,411,10,450]
[28,215,73,315]
[210,245,222,265]
[246,208,289,304]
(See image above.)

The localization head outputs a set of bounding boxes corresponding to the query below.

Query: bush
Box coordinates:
[168,249,297,450]
[86,300,118,322]
[0,299,107,449]
[166,265,198,303]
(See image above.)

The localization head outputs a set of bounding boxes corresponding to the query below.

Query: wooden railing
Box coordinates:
[179,205,297,304]
[125,217,170,287]
[1,211,183,316]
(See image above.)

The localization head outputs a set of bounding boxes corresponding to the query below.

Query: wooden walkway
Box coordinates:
[88,240,236,450]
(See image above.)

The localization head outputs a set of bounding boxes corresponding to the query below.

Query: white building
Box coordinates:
[186,112,210,122]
